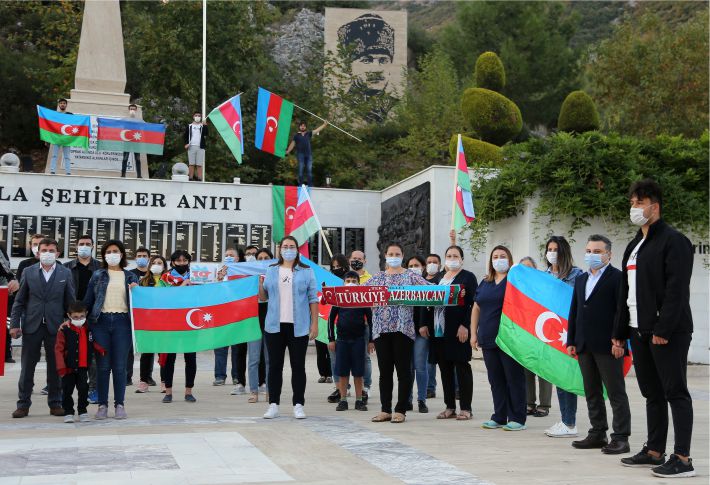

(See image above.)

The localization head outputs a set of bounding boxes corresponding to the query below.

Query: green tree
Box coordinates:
[474,51,505,92]
[438,1,580,128]
[557,90,600,133]
[586,9,709,138]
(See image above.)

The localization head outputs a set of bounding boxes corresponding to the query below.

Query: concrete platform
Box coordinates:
[0,348,707,484]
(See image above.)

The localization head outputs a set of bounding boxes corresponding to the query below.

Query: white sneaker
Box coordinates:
[263,403,279,419]
[363,387,370,395]
[230,384,246,395]
[544,421,578,437]
[78,413,90,423]
[259,384,267,394]
[63,415,74,423]
[293,404,306,419]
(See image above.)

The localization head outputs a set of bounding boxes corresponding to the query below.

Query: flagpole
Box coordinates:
[201,0,207,182]
[301,185,333,259]
[451,134,461,231]
[292,103,362,142]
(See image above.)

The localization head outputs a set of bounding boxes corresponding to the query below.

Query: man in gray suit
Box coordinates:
[10,238,75,418]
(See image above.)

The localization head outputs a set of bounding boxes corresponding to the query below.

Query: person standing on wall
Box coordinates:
[285,120,327,188]
[184,111,207,181]
[48,98,72,175]
[121,104,143,178]
[613,179,696,478]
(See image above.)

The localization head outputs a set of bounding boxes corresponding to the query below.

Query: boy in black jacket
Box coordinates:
[55,301,105,423]
[328,271,374,411]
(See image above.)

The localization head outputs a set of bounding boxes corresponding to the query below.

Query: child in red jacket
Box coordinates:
[55,301,105,423]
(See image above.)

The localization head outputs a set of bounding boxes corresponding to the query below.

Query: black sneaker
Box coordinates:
[336,400,348,411]
[652,455,696,478]
[406,402,414,411]
[147,377,157,386]
[355,400,367,411]
[426,389,436,399]
[327,389,340,403]
[621,446,666,468]
[362,389,369,405]
[418,400,429,413]
[126,379,133,386]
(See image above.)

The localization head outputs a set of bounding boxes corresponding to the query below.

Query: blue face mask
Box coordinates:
[282,249,298,261]
[584,253,606,270]
[224,256,235,264]
[136,257,149,268]
[386,257,403,268]
[77,246,92,259]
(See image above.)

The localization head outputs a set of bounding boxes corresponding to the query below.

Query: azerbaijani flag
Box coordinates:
[208,94,244,164]
[255,87,294,157]
[37,106,90,149]
[452,134,476,230]
[96,118,165,155]
[131,277,261,353]
[290,186,321,251]
[272,185,299,243]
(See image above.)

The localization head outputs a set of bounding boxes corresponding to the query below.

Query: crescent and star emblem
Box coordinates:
[285,206,296,221]
[119,130,142,141]
[266,116,278,133]
[185,308,213,330]
[60,124,78,136]
[534,311,567,344]
[232,120,241,134]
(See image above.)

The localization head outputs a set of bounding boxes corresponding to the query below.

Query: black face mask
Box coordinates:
[173,264,189,275]
[350,260,364,271]
[332,267,347,278]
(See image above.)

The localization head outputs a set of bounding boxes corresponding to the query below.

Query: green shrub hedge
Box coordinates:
[474,51,506,92]
[448,135,503,166]
[461,87,522,146]
[558,91,601,133]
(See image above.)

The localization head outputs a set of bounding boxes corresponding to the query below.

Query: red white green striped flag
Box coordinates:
[452,134,476,230]
[290,186,321,248]
[272,185,299,243]
[255,87,294,158]
[131,277,261,353]
[208,94,244,164]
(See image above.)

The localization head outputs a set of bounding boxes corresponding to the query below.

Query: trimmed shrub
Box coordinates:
[474,51,506,92]
[461,87,523,146]
[558,90,601,133]
[448,135,503,166]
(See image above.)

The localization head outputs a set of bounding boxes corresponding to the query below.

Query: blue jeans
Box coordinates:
[214,345,239,381]
[557,387,578,426]
[330,346,372,388]
[49,144,71,174]
[248,338,268,392]
[92,313,132,407]
[409,335,429,402]
[427,362,437,392]
[296,152,313,187]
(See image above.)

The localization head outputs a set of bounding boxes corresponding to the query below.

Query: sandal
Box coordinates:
[391,412,406,423]
[371,412,392,422]
[456,410,472,421]
[437,409,457,419]
[526,406,537,416]
[533,408,549,417]
[248,392,258,403]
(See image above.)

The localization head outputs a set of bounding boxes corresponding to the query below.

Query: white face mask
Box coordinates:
[129,110,137,117]
[77,246,92,259]
[193,116,201,123]
[408,267,422,274]
[105,253,122,266]
[39,252,57,266]
[31,245,39,257]
[630,207,649,226]
[492,258,509,273]
[426,263,440,275]
[70,317,86,327]
[150,264,163,275]
[385,257,402,268]
[245,255,256,262]
[546,251,558,265]
[446,259,462,270]
[344,282,357,287]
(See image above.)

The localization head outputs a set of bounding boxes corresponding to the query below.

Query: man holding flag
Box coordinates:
[39,100,91,175]
[121,104,143,178]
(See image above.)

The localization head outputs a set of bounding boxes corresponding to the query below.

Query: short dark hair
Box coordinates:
[588,234,612,252]
[128,103,138,109]
[245,245,259,253]
[38,238,59,251]
[77,234,93,244]
[405,255,425,267]
[445,245,465,260]
[67,301,87,314]
[135,247,150,256]
[384,242,403,254]
[330,254,350,271]
[30,233,46,242]
[193,111,201,115]
[628,178,663,212]
[101,239,128,268]
[256,248,273,259]
[58,98,68,104]
[426,253,441,263]
[343,270,360,281]
[170,249,192,263]
[298,120,306,126]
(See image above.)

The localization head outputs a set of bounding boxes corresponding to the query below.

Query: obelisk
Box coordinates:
[46,0,148,178]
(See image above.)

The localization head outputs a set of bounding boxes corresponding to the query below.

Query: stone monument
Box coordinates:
[45,0,148,178]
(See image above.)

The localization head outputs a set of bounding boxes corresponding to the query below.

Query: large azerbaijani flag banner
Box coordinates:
[496,265,631,397]
[96,118,165,155]
[131,277,261,353]
[452,134,476,230]
[272,185,299,243]
[37,106,90,149]
[255,87,294,158]
[208,94,244,164]
[225,257,341,345]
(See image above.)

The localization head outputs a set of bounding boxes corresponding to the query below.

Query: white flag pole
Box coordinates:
[292,103,362,142]
[301,185,333,259]
[201,0,207,182]
[451,134,461,231]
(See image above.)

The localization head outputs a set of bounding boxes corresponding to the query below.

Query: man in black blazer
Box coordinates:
[10,238,75,418]
[567,234,631,455]
[612,179,695,478]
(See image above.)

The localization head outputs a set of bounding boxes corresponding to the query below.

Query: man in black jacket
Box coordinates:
[612,179,695,478]
[567,234,630,455]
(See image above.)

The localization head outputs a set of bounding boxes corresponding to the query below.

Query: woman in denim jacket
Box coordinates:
[258,236,319,420]
[83,239,139,420]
